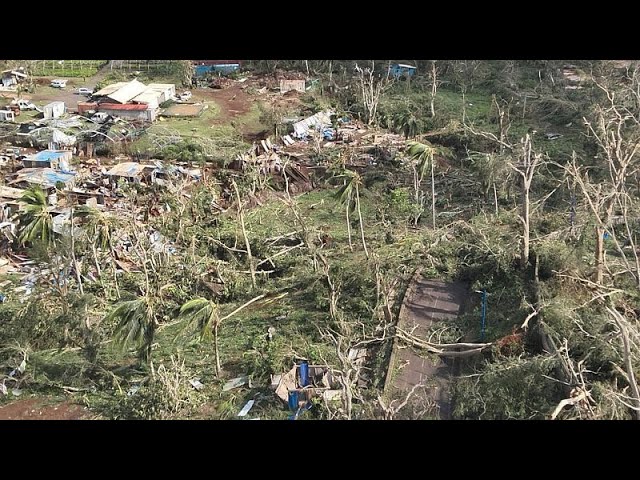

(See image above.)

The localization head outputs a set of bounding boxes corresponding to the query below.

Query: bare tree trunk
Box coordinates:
[70,207,84,295]
[213,324,221,376]
[412,164,421,226]
[512,134,540,271]
[607,307,640,420]
[431,157,436,229]
[355,184,369,258]
[493,182,499,215]
[345,201,353,251]
[621,196,640,289]
[232,180,256,289]
[92,244,102,279]
[596,225,605,284]
[521,187,530,269]
[430,61,437,118]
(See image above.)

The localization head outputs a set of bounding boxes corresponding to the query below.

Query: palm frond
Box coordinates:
[107,297,154,361]
[178,297,218,341]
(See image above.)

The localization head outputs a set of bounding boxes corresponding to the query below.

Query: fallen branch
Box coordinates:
[396,329,492,357]
[550,388,589,420]
[256,241,304,268]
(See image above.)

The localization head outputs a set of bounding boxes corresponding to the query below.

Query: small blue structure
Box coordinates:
[389,63,417,78]
[195,63,241,77]
[22,150,72,169]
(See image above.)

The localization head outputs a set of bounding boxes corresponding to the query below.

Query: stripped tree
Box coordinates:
[354,61,393,126]
[510,134,543,270]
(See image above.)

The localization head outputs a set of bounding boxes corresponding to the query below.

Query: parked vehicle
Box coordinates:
[77,87,93,96]
[178,91,192,101]
[50,79,67,88]
[11,99,37,110]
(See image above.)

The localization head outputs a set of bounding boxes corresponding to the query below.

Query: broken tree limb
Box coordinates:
[550,388,589,420]
[606,306,640,420]
[396,329,492,357]
[256,242,304,268]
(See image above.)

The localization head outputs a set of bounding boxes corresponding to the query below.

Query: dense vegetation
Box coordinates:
[1,60,639,420]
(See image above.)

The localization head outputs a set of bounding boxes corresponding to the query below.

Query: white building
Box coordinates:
[43,101,65,120]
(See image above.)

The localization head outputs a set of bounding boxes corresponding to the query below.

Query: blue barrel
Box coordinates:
[299,362,309,387]
[288,390,299,412]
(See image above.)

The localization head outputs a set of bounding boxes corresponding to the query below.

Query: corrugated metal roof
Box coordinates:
[106,162,155,177]
[132,90,162,105]
[99,103,148,111]
[32,150,72,162]
[93,82,128,97]
[11,168,76,188]
[107,79,148,104]
[293,110,334,138]
[147,83,175,90]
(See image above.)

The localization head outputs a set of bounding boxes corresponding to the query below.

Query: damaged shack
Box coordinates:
[105,162,157,185]
[22,150,72,170]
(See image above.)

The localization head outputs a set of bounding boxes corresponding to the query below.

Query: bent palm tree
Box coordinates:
[178,292,287,376]
[407,141,442,229]
[334,169,369,257]
[17,186,53,246]
[76,206,119,278]
[108,296,157,365]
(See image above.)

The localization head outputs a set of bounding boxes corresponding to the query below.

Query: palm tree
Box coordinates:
[178,292,287,376]
[393,109,423,139]
[407,141,440,229]
[17,186,53,247]
[335,169,369,257]
[76,206,119,278]
[108,295,158,365]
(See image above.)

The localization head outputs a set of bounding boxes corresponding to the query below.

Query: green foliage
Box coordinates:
[385,187,420,225]
[108,297,155,364]
[112,355,204,419]
[452,355,563,419]
[160,140,206,163]
[17,186,53,247]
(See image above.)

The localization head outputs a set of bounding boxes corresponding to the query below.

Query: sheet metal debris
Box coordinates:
[189,378,204,391]
[237,399,255,417]
[222,376,250,392]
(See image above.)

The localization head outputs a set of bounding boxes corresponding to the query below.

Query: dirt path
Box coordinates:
[0,397,93,420]
[385,272,467,419]
[194,85,252,123]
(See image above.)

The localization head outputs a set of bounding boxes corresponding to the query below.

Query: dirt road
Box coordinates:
[0,397,92,420]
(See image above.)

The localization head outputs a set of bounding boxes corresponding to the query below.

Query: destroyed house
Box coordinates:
[0,186,27,219]
[8,168,76,190]
[22,150,72,170]
[105,162,157,184]
[389,63,417,78]
[88,79,173,122]
[1,69,28,88]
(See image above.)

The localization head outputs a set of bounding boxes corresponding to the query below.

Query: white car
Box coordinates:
[50,79,67,88]
[11,99,37,110]
[77,88,94,96]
